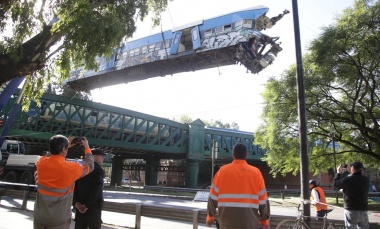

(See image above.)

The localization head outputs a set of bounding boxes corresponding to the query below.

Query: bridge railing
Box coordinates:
[143,185,208,194]
[203,127,265,160]
[1,91,262,160]
[1,92,190,155]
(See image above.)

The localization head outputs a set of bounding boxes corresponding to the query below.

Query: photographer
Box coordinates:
[33,135,94,229]
[333,161,369,228]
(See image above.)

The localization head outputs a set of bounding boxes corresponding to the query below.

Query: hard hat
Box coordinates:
[309,180,317,186]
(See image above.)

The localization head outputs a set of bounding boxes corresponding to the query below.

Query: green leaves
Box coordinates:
[1,0,168,106]
[257,0,380,177]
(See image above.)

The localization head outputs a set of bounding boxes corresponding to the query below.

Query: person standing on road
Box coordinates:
[206,143,270,229]
[333,161,369,229]
[73,148,106,229]
[309,180,329,219]
[34,135,94,229]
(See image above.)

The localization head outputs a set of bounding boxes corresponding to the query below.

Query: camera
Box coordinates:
[341,164,348,173]
[72,137,84,146]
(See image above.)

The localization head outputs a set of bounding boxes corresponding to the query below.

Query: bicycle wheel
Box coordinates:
[276,219,310,229]
[327,223,345,229]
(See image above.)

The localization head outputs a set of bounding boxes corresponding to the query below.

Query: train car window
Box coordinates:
[224,24,232,33]
[173,33,180,44]
[155,42,163,50]
[204,29,212,38]
[215,26,223,35]
[134,48,140,56]
[55,105,62,113]
[235,20,243,30]
[97,111,109,128]
[192,29,198,41]
[242,19,252,28]
[148,44,155,52]
[165,40,171,48]
[123,50,129,58]
[142,46,148,54]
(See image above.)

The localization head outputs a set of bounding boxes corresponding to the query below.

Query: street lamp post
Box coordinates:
[330,133,339,204]
[291,0,310,227]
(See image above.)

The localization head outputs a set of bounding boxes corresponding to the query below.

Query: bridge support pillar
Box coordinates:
[185,119,205,188]
[111,156,123,186]
[185,160,199,188]
[145,158,159,186]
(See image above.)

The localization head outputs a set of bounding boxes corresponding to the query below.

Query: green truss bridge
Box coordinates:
[0,91,265,188]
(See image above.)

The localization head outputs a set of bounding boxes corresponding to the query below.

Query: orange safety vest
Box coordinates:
[207,160,269,227]
[311,186,328,211]
[33,149,94,225]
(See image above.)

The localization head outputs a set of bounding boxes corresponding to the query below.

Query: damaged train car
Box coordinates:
[66,6,289,91]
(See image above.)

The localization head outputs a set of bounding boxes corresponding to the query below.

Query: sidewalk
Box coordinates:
[0,196,211,229]
[0,205,210,229]
[0,193,379,229]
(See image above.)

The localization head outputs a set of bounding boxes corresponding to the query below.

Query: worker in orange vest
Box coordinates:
[33,135,94,229]
[309,179,329,219]
[206,143,269,229]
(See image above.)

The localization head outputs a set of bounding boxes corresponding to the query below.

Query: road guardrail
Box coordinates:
[1,182,379,229]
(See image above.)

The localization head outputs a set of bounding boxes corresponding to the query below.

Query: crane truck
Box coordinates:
[0,140,40,185]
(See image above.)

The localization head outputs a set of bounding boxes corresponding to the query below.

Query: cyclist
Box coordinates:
[309,180,329,220]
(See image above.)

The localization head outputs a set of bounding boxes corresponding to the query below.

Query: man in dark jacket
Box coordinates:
[73,148,106,229]
[333,161,369,229]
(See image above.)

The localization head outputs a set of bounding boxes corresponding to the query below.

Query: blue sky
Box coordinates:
[91,0,355,132]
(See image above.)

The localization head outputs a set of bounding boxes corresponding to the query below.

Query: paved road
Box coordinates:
[1,190,379,228]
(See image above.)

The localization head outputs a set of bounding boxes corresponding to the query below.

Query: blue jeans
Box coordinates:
[344,209,369,229]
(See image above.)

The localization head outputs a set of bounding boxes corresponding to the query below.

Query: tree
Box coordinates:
[255,0,380,176]
[205,119,239,130]
[173,115,240,130]
[0,0,168,102]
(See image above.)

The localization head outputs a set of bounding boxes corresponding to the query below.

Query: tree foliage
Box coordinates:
[173,115,239,130]
[0,0,168,104]
[255,0,380,177]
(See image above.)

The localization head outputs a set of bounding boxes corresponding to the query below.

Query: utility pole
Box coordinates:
[291,0,310,227]
[331,133,338,204]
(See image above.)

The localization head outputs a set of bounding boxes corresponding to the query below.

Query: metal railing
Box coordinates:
[0,184,207,229]
[143,185,208,194]
[1,182,379,229]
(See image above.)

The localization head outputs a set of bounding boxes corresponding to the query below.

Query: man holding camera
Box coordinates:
[333,161,369,229]
[33,135,94,229]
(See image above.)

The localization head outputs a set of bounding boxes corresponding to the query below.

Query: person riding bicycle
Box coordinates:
[309,180,329,220]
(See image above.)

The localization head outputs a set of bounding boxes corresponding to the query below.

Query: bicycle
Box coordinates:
[276,204,345,229]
